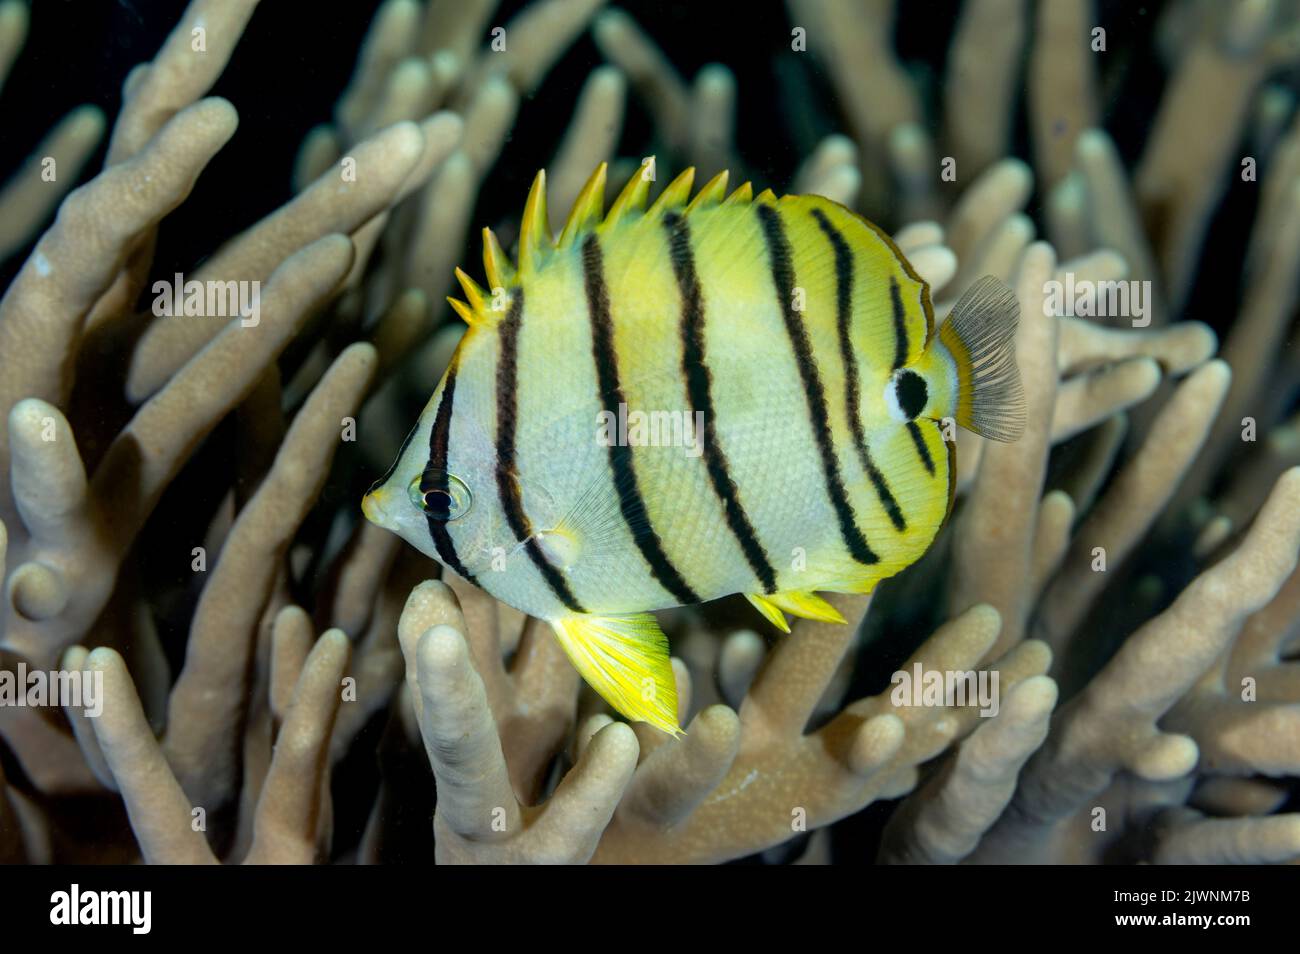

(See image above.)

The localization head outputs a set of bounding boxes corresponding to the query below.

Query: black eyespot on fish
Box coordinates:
[895,369,928,420]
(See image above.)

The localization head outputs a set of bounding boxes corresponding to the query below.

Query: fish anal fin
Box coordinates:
[746,593,790,633]
[751,590,847,629]
[822,576,879,596]
[773,590,848,624]
[550,613,683,737]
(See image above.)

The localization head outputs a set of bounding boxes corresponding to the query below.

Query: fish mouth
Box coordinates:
[361,488,391,526]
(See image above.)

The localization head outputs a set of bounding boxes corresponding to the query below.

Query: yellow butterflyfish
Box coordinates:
[363,162,1025,737]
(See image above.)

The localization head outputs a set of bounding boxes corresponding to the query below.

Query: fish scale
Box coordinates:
[363,162,1026,735]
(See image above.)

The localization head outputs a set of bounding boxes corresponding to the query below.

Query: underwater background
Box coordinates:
[0,0,1298,865]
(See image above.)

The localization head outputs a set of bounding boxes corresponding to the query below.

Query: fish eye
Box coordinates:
[409,471,471,521]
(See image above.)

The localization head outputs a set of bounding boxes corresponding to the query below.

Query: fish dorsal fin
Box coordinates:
[723,181,753,205]
[482,227,516,291]
[448,266,500,328]
[557,162,607,249]
[446,296,478,326]
[518,169,552,275]
[449,229,517,327]
[454,266,487,314]
[646,167,696,217]
[754,187,778,206]
[685,169,729,214]
[603,158,654,230]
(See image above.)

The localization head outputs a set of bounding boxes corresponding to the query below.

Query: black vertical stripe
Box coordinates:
[811,208,907,533]
[664,212,779,593]
[495,289,586,613]
[889,275,908,371]
[906,420,936,476]
[582,234,702,606]
[424,357,478,584]
[757,203,878,566]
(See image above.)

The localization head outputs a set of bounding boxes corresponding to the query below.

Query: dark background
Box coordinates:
[5,0,1287,864]
[1,0,1180,297]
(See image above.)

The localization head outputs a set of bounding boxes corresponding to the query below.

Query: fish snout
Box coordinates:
[362,486,393,526]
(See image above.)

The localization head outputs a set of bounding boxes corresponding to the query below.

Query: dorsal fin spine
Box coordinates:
[454,266,488,317]
[647,167,696,217]
[482,227,516,291]
[447,296,478,326]
[501,166,763,288]
[603,157,654,230]
[685,170,729,214]
[518,169,552,275]
[723,181,753,205]
[558,162,608,248]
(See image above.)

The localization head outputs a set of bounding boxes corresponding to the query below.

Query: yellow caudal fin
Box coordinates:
[550,613,682,736]
[937,275,1026,442]
[747,590,848,633]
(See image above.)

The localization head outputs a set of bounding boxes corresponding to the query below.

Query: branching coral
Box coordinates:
[1,0,1299,867]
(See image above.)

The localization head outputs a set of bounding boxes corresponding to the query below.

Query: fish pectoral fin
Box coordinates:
[549,613,683,737]
[749,590,847,631]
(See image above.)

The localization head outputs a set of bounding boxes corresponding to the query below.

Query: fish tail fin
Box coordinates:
[550,613,683,737]
[936,275,1025,442]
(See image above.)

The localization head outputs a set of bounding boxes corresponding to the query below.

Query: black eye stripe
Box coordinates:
[426,358,477,582]
[419,467,445,494]
[422,489,453,518]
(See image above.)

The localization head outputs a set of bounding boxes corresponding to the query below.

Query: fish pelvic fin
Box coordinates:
[550,613,683,737]
[936,275,1026,442]
[749,590,848,632]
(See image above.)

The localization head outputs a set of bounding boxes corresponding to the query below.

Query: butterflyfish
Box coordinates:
[363,162,1025,736]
